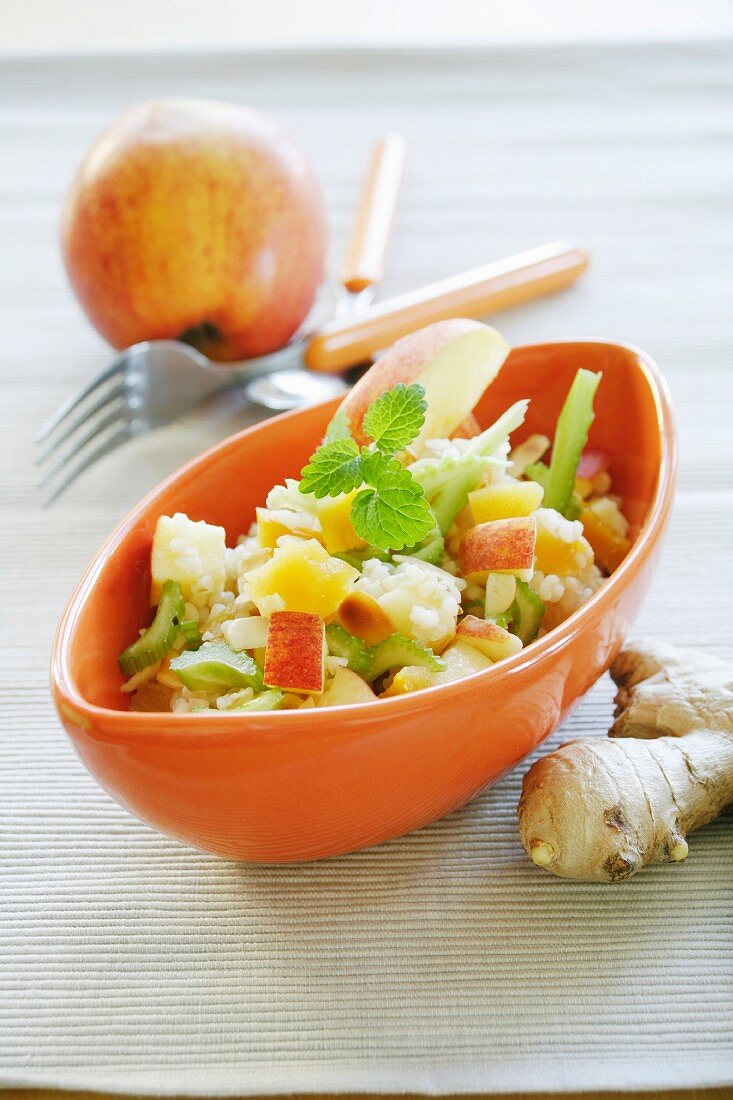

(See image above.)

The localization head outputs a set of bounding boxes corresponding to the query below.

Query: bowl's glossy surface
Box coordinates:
[52,342,676,862]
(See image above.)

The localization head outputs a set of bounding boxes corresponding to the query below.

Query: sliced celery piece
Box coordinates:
[119,580,185,676]
[325,624,372,677]
[170,642,263,692]
[232,690,284,712]
[508,580,545,645]
[403,531,446,565]
[524,460,551,491]
[543,369,602,517]
[180,619,202,649]
[367,634,444,682]
[409,400,529,535]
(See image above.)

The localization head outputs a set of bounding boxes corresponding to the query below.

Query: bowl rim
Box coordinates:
[52,339,677,736]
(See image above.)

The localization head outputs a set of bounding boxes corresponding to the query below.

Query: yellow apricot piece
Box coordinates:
[317,491,366,554]
[382,665,433,696]
[468,480,544,524]
[246,537,358,619]
[534,526,589,577]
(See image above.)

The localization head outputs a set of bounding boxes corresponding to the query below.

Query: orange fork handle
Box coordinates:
[340,133,407,293]
[305,241,589,373]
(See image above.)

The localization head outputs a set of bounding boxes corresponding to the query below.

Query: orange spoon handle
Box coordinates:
[306,241,590,373]
[340,133,407,294]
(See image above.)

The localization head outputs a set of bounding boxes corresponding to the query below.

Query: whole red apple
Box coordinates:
[61,98,327,361]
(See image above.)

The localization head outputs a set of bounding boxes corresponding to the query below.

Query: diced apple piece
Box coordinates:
[151,512,226,603]
[246,537,358,619]
[382,665,432,696]
[336,319,510,449]
[460,517,536,583]
[317,666,376,707]
[456,615,523,661]
[317,491,366,554]
[336,591,394,647]
[484,573,517,617]
[430,640,494,685]
[264,611,325,695]
[468,480,544,524]
[256,507,321,549]
[221,615,270,652]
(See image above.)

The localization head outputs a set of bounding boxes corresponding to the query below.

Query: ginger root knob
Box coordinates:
[518,639,733,882]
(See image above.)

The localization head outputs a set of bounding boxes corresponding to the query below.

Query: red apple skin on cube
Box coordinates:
[264,611,325,695]
[456,615,523,661]
[460,517,536,582]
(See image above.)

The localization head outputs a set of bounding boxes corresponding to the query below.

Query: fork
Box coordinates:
[36,237,590,505]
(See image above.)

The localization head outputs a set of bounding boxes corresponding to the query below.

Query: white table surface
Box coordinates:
[1,38,732,1095]
[4,0,733,54]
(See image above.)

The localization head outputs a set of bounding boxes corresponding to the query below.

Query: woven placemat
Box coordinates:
[1,39,731,1093]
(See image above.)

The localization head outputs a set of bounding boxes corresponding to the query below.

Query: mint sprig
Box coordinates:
[361,382,427,453]
[299,383,435,552]
[299,437,362,498]
[352,455,435,551]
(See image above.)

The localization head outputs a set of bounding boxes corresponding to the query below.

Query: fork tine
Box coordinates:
[35,382,127,466]
[37,407,129,488]
[41,424,134,507]
[35,352,128,444]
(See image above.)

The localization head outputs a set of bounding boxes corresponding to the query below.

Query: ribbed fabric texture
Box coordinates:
[1,40,732,1093]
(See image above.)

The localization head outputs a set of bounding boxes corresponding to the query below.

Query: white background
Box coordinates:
[3,0,733,54]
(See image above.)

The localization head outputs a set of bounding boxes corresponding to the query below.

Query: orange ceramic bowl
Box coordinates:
[52,342,676,862]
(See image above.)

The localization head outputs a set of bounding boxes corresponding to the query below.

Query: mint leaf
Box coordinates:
[352,453,435,550]
[324,410,353,443]
[362,383,426,454]
[299,438,362,499]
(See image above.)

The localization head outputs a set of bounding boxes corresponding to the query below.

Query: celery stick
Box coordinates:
[170,643,263,692]
[544,369,602,517]
[119,580,185,675]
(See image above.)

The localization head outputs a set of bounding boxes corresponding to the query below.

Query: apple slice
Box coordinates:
[336,319,510,448]
[264,611,325,695]
[336,591,394,647]
[429,640,494,685]
[460,517,536,583]
[451,413,482,439]
[221,615,270,652]
[317,667,376,707]
[456,615,523,661]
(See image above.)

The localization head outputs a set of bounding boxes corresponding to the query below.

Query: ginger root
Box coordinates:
[518,639,733,882]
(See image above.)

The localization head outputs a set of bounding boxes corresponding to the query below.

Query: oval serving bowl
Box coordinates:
[52,342,676,863]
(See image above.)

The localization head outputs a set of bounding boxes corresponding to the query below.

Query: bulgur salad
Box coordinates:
[120,328,632,713]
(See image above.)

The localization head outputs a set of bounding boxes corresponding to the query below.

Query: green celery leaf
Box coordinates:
[361,383,427,453]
